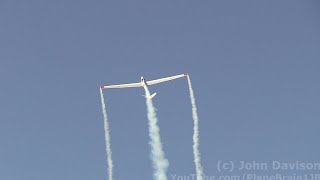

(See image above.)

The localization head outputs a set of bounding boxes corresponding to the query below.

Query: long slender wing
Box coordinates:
[101,82,142,89]
[146,73,188,86]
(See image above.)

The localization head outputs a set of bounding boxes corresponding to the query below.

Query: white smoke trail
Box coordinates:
[187,76,204,180]
[143,86,169,180]
[99,88,114,180]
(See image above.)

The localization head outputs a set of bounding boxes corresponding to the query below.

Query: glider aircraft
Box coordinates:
[100,73,188,99]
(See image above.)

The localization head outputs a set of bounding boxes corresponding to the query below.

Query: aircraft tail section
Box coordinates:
[146,93,157,99]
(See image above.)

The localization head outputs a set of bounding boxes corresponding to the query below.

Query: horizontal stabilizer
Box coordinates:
[147,93,157,99]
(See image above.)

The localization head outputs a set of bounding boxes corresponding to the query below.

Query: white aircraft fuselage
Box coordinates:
[141,77,157,99]
[141,77,147,87]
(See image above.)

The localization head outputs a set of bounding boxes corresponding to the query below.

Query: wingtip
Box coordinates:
[184,73,188,76]
[100,86,104,89]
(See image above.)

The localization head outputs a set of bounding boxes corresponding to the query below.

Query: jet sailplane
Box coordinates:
[100,73,188,99]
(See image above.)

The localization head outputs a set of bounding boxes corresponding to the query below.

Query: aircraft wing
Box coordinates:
[101,82,142,89]
[147,73,188,86]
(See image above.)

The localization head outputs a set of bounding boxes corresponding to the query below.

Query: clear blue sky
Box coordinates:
[0,0,319,179]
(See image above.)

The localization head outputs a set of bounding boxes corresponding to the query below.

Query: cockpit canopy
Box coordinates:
[141,76,146,82]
